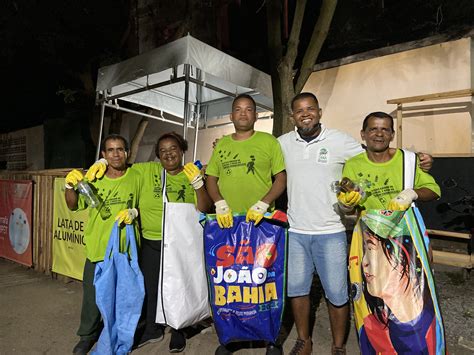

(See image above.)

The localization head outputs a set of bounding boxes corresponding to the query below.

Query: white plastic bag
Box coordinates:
[155,180,210,329]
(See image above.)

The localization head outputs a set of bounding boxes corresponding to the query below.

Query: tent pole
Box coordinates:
[95,100,106,160]
[183,64,190,142]
[193,68,202,162]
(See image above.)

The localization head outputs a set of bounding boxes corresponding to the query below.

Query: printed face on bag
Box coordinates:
[362,230,407,299]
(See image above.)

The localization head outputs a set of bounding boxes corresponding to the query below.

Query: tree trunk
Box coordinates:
[276,60,295,136]
[127,118,149,164]
[268,0,338,136]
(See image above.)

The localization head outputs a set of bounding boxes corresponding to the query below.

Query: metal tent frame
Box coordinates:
[95,35,274,160]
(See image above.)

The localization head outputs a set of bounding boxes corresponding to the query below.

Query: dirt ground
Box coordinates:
[0,257,473,354]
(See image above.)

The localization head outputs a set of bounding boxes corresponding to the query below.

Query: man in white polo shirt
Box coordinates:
[277,92,432,355]
[278,92,361,355]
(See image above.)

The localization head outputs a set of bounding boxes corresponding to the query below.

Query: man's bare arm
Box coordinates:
[260,171,287,205]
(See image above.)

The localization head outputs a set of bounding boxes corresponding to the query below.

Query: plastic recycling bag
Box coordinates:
[92,223,145,355]
[155,202,210,329]
[204,213,288,345]
[349,207,446,354]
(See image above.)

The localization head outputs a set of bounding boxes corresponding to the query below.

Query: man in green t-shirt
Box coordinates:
[205,94,286,355]
[206,94,286,229]
[84,131,212,352]
[65,134,141,355]
[338,111,440,212]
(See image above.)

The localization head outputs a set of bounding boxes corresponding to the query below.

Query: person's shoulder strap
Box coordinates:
[401,149,417,190]
[161,168,169,203]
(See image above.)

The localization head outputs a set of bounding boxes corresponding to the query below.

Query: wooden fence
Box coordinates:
[0,169,73,274]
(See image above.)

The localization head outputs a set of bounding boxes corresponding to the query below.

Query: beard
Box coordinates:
[297,122,321,138]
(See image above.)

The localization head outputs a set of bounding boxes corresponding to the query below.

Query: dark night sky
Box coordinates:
[1,0,473,133]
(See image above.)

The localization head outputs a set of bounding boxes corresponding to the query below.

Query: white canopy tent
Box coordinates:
[95,35,274,159]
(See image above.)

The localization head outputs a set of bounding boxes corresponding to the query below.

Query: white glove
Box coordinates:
[387,189,418,211]
[246,200,269,224]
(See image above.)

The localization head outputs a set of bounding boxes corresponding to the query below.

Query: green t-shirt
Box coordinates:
[77,168,141,262]
[206,131,285,212]
[131,162,195,241]
[342,149,441,210]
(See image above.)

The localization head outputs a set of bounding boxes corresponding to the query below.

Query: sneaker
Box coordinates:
[72,338,96,354]
[266,343,283,355]
[137,327,164,348]
[215,344,233,355]
[289,338,312,355]
[169,329,186,353]
[331,344,346,355]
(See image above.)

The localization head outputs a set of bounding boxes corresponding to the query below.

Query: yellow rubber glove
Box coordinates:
[183,162,204,190]
[215,200,233,228]
[246,200,269,224]
[115,208,139,225]
[338,190,362,206]
[85,158,108,182]
[387,189,418,211]
[337,191,362,213]
[65,169,84,189]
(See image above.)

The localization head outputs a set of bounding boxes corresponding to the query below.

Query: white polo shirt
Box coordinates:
[278,125,363,234]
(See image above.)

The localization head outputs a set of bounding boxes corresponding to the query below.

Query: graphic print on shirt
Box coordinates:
[217,149,257,176]
[177,185,186,202]
[246,155,256,175]
[96,188,135,220]
[354,172,394,206]
[317,147,329,164]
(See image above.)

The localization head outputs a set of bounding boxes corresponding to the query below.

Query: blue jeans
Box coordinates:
[287,231,348,306]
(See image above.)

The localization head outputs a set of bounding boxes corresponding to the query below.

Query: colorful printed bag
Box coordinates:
[204,213,287,345]
[349,208,446,354]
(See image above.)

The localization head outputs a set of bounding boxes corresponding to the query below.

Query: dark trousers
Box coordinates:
[77,259,102,340]
[139,238,163,331]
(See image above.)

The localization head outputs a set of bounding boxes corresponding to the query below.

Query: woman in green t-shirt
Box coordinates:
[133,132,212,352]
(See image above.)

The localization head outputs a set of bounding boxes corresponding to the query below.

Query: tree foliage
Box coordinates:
[266,0,338,137]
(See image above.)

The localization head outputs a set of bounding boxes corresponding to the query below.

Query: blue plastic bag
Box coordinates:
[91,223,145,355]
[204,214,287,345]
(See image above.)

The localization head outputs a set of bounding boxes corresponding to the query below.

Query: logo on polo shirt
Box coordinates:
[317,148,329,163]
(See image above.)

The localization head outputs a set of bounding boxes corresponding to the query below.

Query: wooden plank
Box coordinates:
[45,175,54,275]
[32,175,39,270]
[427,229,471,240]
[313,30,474,72]
[433,250,472,268]
[387,89,473,105]
[432,153,474,158]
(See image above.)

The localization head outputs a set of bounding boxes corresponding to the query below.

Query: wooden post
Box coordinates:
[396,103,403,148]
